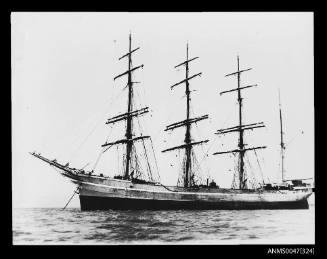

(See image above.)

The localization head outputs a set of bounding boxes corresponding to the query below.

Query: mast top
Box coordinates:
[187,42,189,59]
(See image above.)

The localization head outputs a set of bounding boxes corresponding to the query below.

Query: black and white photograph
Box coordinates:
[11,12,314,245]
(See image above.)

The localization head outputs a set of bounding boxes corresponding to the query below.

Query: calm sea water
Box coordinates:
[13,196,315,245]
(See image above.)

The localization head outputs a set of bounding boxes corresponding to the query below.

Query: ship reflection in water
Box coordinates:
[13,196,314,245]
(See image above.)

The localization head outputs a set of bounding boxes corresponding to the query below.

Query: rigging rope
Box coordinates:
[153,104,182,143]
[232,153,239,189]
[133,146,142,179]
[245,152,258,189]
[92,125,114,171]
[92,149,104,172]
[140,138,153,181]
[285,130,304,148]
[117,145,120,176]
[253,148,266,185]
[192,136,218,176]
[159,183,178,192]
[68,87,126,162]
[150,138,161,182]
[133,104,154,181]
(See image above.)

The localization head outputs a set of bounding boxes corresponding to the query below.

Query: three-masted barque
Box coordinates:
[31,34,313,210]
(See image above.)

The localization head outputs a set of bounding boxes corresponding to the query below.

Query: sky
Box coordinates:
[12,12,314,208]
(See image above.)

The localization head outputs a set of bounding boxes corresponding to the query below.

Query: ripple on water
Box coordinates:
[13,230,32,236]
[52,230,73,234]
[12,207,315,244]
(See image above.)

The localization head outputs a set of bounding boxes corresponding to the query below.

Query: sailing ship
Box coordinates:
[31,34,313,210]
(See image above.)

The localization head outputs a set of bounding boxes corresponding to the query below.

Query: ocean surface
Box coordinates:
[13,196,315,245]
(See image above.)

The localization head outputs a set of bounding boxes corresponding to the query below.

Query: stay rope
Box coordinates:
[68,87,126,162]
[253,148,270,184]
[245,152,259,189]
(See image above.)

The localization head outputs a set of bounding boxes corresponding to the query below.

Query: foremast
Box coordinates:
[213,56,266,190]
[102,33,149,180]
[162,44,209,188]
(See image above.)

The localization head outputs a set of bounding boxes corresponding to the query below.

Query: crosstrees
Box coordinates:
[106,107,149,124]
[114,64,144,81]
[170,72,202,89]
[162,140,209,153]
[215,125,265,135]
[102,136,150,148]
[119,47,140,60]
[220,84,258,95]
[213,56,266,190]
[165,115,209,131]
[162,44,209,188]
[175,56,199,68]
[213,146,266,155]
[225,68,252,77]
[216,122,265,135]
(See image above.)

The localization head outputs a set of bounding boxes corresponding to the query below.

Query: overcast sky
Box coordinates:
[12,12,313,208]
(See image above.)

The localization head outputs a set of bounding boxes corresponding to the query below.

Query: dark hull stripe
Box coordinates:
[79,195,309,211]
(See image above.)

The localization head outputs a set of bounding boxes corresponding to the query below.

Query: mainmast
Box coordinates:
[213,56,266,190]
[101,33,149,180]
[162,44,209,188]
[279,89,286,182]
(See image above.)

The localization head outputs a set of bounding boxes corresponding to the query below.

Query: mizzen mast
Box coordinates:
[101,33,149,180]
[278,89,286,182]
[162,44,209,188]
[213,56,266,190]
